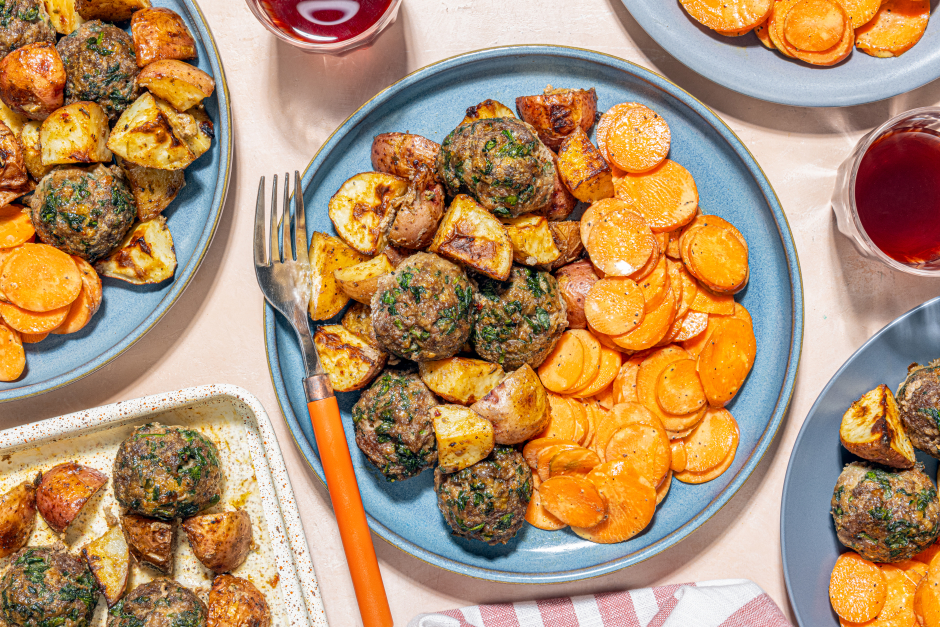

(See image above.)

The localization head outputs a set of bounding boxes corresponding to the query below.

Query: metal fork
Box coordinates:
[254,172,392,627]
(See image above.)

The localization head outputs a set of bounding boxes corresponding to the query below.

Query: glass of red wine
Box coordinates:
[832,107,940,275]
[246,0,403,54]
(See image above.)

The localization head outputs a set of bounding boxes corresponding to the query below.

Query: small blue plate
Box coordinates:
[621,0,940,107]
[782,297,940,626]
[265,45,803,583]
[0,0,232,403]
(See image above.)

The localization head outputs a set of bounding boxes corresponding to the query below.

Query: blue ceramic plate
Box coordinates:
[621,0,940,107]
[265,46,803,583]
[0,1,232,403]
[782,297,940,626]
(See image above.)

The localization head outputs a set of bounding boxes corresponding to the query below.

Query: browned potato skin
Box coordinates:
[35,462,107,533]
[137,59,215,112]
[208,574,271,627]
[0,121,29,195]
[539,150,578,221]
[341,302,379,348]
[0,482,36,558]
[387,163,444,249]
[370,132,440,180]
[556,127,613,202]
[121,513,175,573]
[182,510,252,573]
[542,221,583,271]
[554,259,598,329]
[0,43,65,121]
[516,87,598,150]
[131,8,197,68]
[77,0,151,22]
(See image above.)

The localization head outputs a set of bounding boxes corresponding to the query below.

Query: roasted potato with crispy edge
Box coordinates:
[208,574,272,627]
[502,214,561,268]
[386,163,444,250]
[334,253,394,304]
[94,216,177,285]
[107,92,194,170]
[76,0,150,22]
[471,364,549,444]
[370,132,440,180]
[545,220,584,270]
[557,127,613,202]
[307,231,368,321]
[35,462,107,533]
[516,87,598,150]
[0,42,65,121]
[328,171,407,256]
[20,120,52,180]
[82,524,130,606]
[554,259,598,330]
[539,150,578,221]
[161,102,213,160]
[182,509,252,573]
[137,59,214,112]
[131,7,197,67]
[41,100,111,165]
[419,357,505,405]
[313,324,386,393]
[117,156,185,221]
[428,193,513,281]
[43,0,85,34]
[341,302,380,349]
[121,512,174,574]
[0,120,29,193]
[841,384,916,469]
[0,482,36,559]
[459,98,515,126]
[0,100,26,138]
[432,404,495,473]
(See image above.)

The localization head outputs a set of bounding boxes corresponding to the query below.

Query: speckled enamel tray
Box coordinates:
[0,384,327,626]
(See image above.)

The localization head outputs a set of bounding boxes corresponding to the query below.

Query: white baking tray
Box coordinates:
[0,384,328,627]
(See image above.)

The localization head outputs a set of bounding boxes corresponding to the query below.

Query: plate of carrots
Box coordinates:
[621,0,940,106]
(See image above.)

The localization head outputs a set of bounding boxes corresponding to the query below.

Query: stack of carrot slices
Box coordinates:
[0,207,102,381]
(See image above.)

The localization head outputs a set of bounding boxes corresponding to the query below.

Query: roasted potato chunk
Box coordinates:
[515,86,598,150]
[471,364,549,444]
[82,524,130,606]
[117,156,185,221]
[40,100,111,165]
[546,220,583,270]
[159,102,212,159]
[208,575,271,627]
[428,193,513,280]
[313,324,386,393]
[328,171,407,256]
[35,462,107,533]
[540,150,578,221]
[19,120,52,180]
[841,384,916,469]
[370,132,440,180]
[554,259,597,329]
[333,253,393,304]
[387,163,444,250]
[121,512,174,573]
[0,100,27,136]
[0,120,29,194]
[182,510,252,573]
[341,302,380,349]
[0,42,65,120]
[433,405,495,473]
[107,92,194,169]
[43,0,85,34]
[76,0,150,21]
[0,482,36,559]
[307,231,368,321]
[94,216,177,284]
[419,357,505,405]
[502,214,562,268]
[459,98,515,126]
[557,127,613,202]
[137,59,214,112]
[131,7,196,67]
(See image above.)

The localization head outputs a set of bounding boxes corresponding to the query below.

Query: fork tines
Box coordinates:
[254,170,308,267]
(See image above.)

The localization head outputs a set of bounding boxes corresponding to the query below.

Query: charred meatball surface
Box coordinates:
[0,0,54,57]
[108,579,206,627]
[113,422,223,520]
[57,20,138,121]
[353,370,438,481]
[30,164,136,261]
[472,266,567,370]
[435,446,532,545]
[371,252,473,362]
[436,118,555,218]
[831,462,940,562]
[897,362,940,459]
[0,547,96,627]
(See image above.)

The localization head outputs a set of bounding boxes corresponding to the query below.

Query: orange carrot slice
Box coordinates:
[697,317,757,407]
[829,553,887,623]
[656,470,673,505]
[52,257,103,335]
[771,0,855,64]
[755,21,775,48]
[856,0,929,57]
[525,475,567,531]
[0,301,69,334]
[895,559,928,588]
[580,198,634,246]
[606,105,671,174]
[593,401,658,460]
[838,0,883,28]
[612,355,644,404]
[523,437,581,469]
[873,563,919,626]
[585,278,645,336]
[19,331,48,343]
[785,0,847,51]
[541,393,579,441]
[572,463,656,543]
[670,440,688,472]
[539,475,607,528]
[566,397,591,445]
[596,103,640,163]
[0,205,33,249]
[915,565,940,627]
[657,358,707,415]
[605,421,671,487]
[680,0,775,32]
[0,243,82,312]
[537,442,583,481]
[611,288,676,352]
[567,330,602,394]
[586,208,656,277]
[674,312,709,343]
[681,408,739,472]
[538,331,585,393]
[687,225,749,294]
[615,160,699,232]
[690,286,734,315]
[572,346,623,398]
[549,447,601,478]
[0,320,24,381]
[637,257,670,313]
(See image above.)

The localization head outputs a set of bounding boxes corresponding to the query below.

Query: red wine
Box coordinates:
[259,0,393,44]
[855,128,940,265]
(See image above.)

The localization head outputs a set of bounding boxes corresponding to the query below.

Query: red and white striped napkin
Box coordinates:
[407,579,793,627]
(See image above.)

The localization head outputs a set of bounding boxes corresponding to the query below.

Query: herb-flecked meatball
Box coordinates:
[371,252,474,362]
[0,547,97,627]
[108,579,206,627]
[30,164,136,261]
[0,0,54,58]
[472,265,567,370]
[436,117,556,217]
[434,446,532,545]
[113,423,223,520]
[57,20,138,121]
[897,361,940,459]
[831,462,940,562]
[353,370,438,481]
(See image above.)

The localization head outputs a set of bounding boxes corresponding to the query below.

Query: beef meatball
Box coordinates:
[371,252,474,362]
[0,547,97,627]
[0,0,54,58]
[436,117,556,217]
[353,370,438,481]
[57,20,138,121]
[897,361,940,459]
[472,265,567,370]
[434,446,532,545]
[108,579,206,627]
[113,422,223,520]
[30,164,136,261]
[831,462,940,562]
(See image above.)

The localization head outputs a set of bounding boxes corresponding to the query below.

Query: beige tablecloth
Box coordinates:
[8,1,940,625]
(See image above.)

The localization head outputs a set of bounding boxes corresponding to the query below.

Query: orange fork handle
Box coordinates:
[307,397,393,627]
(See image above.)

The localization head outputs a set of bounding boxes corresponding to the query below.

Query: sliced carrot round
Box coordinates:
[614,160,699,232]
[697,317,757,407]
[656,470,672,505]
[525,475,567,531]
[611,288,676,352]
[0,320,23,381]
[656,358,707,416]
[541,393,579,441]
[538,331,585,393]
[572,464,656,543]
[670,440,687,472]
[539,475,607,528]
[830,553,887,623]
[674,312,709,342]
[523,437,581,469]
[593,401,658,460]
[549,447,601,478]
[688,225,749,294]
[605,422,671,488]
[785,0,846,51]
[537,442,582,481]
[637,257,670,312]
[566,397,592,445]
[0,243,82,312]
[606,105,671,174]
[572,346,623,399]
[580,198,633,246]
[856,0,929,58]
[690,285,734,315]
[567,330,602,393]
[682,408,739,472]
[586,208,656,277]
[0,301,69,334]
[755,21,775,48]
[596,103,639,163]
[612,356,644,405]
[19,331,48,344]
[0,205,34,249]
[585,278,645,336]
[53,257,103,335]
[838,0,883,28]
[680,0,776,33]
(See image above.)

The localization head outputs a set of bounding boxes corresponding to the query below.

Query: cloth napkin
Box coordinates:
[407,579,793,627]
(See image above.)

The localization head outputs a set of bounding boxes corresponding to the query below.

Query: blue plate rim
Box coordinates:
[264,44,805,583]
[780,295,940,626]
[0,0,234,404]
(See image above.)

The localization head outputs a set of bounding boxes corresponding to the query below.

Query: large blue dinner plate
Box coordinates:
[0,1,231,403]
[265,46,803,583]
[621,0,940,107]
[782,297,940,626]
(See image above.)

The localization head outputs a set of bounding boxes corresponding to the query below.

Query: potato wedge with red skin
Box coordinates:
[516,87,598,150]
[208,574,272,627]
[131,8,196,67]
[121,513,174,573]
[35,462,107,533]
[0,482,36,558]
[137,59,215,112]
[471,364,549,444]
[554,260,599,329]
[183,509,252,573]
[370,132,440,180]
[0,42,65,121]
[82,524,130,606]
